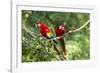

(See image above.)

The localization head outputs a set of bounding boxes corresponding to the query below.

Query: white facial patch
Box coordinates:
[59,26,62,29]
[38,23,41,27]
[59,26,64,30]
[62,27,64,30]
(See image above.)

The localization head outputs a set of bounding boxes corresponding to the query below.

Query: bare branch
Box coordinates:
[68,20,90,33]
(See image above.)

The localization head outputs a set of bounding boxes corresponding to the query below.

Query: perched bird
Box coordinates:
[55,23,67,59]
[37,22,54,39]
[37,22,60,55]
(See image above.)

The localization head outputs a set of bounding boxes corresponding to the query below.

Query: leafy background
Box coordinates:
[22,10,90,62]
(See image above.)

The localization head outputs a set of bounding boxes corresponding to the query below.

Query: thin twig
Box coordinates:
[68,20,90,33]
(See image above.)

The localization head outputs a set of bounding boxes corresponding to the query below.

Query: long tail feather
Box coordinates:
[54,45,64,60]
[59,37,67,57]
[54,45,60,55]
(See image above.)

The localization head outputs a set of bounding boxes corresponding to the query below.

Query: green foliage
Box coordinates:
[22,10,90,62]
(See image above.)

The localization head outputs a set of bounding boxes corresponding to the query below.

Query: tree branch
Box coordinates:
[68,20,90,33]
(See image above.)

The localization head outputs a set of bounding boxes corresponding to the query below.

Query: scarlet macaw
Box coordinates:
[37,22,60,55]
[55,24,67,59]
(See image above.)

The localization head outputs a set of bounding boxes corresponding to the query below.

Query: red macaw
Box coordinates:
[37,22,60,55]
[55,24,67,59]
[37,22,54,39]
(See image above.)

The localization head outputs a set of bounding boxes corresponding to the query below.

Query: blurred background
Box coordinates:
[22,10,90,62]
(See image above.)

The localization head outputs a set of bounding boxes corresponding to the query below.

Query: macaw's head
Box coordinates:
[36,22,48,28]
[60,22,68,33]
[36,22,50,34]
[36,22,42,27]
[59,25,65,31]
[55,23,68,36]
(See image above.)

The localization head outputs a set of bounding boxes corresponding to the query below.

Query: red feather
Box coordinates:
[37,22,61,59]
[55,24,67,37]
[37,22,50,37]
[55,24,67,59]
